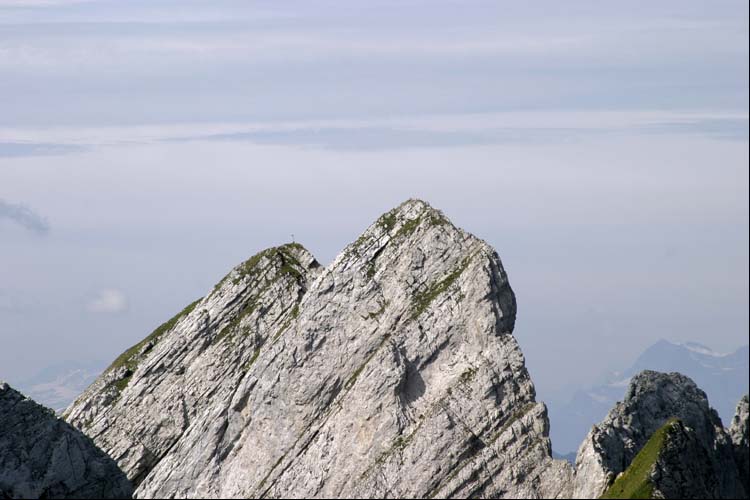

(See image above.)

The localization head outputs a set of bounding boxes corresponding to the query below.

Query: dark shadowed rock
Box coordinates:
[574,371,746,498]
[0,381,132,499]
[650,419,730,498]
[729,395,749,494]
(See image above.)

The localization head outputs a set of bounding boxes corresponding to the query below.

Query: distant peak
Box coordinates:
[677,341,726,357]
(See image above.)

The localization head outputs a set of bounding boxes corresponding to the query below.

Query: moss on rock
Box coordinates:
[601,418,679,499]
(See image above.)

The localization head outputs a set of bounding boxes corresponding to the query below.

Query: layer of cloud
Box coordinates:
[0,199,50,234]
[179,118,749,150]
[642,118,749,141]
[0,111,746,155]
[0,1,746,127]
[86,289,128,314]
[0,142,88,157]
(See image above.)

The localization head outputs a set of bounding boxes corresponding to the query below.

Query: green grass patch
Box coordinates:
[365,261,377,279]
[601,418,679,499]
[213,299,260,345]
[428,211,449,227]
[109,373,132,393]
[271,303,303,343]
[215,243,307,288]
[459,366,478,384]
[272,318,292,342]
[411,256,471,320]
[377,210,398,232]
[393,215,422,239]
[103,298,200,395]
[107,298,201,374]
[213,244,308,345]
[345,334,392,390]
[243,347,262,372]
[361,421,425,480]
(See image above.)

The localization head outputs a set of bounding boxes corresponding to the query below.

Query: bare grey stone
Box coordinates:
[63,199,571,499]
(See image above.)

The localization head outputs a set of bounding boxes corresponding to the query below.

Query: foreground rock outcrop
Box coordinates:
[0,381,132,499]
[64,200,572,499]
[730,395,750,495]
[574,371,746,499]
[600,418,726,499]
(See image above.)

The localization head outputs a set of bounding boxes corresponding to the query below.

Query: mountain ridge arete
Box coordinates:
[63,199,573,498]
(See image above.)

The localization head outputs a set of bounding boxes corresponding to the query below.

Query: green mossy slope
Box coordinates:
[601,418,680,499]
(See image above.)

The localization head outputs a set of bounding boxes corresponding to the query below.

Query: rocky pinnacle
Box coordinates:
[574,370,746,499]
[64,199,572,499]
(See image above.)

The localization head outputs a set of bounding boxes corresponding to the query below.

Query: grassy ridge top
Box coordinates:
[600,418,679,499]
[107,298,201,375]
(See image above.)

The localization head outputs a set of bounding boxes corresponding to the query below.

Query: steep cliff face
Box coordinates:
[574,371,746,499]
[0,382,132,499]
[64,199,571,499]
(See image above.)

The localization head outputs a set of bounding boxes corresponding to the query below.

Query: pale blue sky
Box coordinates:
[1,0,748,414]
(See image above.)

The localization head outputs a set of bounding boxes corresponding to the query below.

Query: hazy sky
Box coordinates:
[1,0,748,407]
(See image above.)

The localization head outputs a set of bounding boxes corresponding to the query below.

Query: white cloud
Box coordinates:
[87,289,127,314]
[0,110,744,149]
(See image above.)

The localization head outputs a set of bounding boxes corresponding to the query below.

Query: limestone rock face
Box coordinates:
[573,370,745,499]
[64,200,571,499]
[729,395,750,494]
[0,381,132,499]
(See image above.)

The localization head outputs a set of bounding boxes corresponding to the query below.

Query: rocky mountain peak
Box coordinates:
[574,370,746,498]
[7,200,746,499]
[333,198,516,335]
[62,199,564,499]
